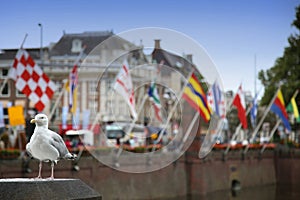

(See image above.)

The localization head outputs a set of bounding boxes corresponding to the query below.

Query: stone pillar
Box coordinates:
[0,178,101,200]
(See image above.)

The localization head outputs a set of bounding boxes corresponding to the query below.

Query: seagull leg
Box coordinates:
[49,161,55,180]
[36,161,42,179]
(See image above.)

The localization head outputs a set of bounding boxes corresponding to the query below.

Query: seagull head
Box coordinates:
[30,113,48,127]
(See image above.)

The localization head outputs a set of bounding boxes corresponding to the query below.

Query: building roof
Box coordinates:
[49,31,137,57]
[152,48,195,77]
[0,48,43,60]
[151,40,194,77]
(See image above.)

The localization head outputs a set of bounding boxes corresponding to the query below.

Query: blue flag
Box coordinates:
[250,94,258,128]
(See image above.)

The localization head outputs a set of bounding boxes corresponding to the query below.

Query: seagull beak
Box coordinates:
[30,119,36,123]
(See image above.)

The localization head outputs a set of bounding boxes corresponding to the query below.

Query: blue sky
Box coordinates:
[1,0,299,95]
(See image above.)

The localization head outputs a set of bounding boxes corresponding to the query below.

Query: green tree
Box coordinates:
[258,5,300,105]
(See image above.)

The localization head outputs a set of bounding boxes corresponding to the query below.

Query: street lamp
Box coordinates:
[38,23,43,68]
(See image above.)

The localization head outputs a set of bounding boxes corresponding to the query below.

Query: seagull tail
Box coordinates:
[64,153,77,160]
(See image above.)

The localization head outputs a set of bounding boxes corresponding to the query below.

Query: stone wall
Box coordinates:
[1,148,300,199]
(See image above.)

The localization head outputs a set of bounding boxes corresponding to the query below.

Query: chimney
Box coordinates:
[154,39,161,49]
[186,54,193,63]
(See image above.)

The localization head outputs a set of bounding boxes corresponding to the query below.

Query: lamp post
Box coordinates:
[38,23,43,68]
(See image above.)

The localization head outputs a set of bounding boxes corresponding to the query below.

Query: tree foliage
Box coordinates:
[258,5,300,105]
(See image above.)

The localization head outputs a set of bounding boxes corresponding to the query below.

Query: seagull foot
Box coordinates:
[46,176,54,180]
[34,176,42,180]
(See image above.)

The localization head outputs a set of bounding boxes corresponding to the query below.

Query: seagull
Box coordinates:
[26,113,77,179]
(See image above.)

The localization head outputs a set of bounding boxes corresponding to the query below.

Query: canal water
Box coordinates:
[162,184,300,200]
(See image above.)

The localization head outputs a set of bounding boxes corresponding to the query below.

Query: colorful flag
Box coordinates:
[8,49,56,111]
[207,81,225,118]
[232,85,248,129]
[62,106,68,130]
[114,60,137,119]
[0,102,5,128]
[182,73,210,122]
[286,92,300,123]
[271,89,291,131]
[69,65,78,113]
[250,93,258,128]
[148,81,162,122]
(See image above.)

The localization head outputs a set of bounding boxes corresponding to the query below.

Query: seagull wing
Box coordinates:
[47,129,70,159]
[26,143,33,158]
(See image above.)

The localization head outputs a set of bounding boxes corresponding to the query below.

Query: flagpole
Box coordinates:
[177,112,200,152]
[254,54,257,97]
[48,80,68,121]
[48,47,85,122]
[260,119,280,154]
[148,69,194,158]
[115,94,148,161]
[244,87,280,154]
[292,90,299,100]
[224,106,251,155]
[226,83,242,113]
[0,34,28,95]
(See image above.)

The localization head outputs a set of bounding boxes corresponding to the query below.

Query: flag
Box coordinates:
[114,60,137,119]
[8,49,56,111]
[271,89,291,131]
[250,94,258,128]
[62,106,68,130]
[182,73,210,122]
[69,65,78,113]
[148,81,162,122]
[207,81,225,118]
[0,102,5,128]
[232,85,248,129]
[82,109,90,129]
[286,92,300,123]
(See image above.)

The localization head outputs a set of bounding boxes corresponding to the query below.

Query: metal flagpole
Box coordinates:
[48,80,68,120]
[48,47,86,120]
[260,119,280,154]
[244,87,280,154]
[177,112,200,153]
[0,34,28,95]
[147,70,194,161]
[224,106,251,155]
[225,83,243,115]
[115,94,148,159]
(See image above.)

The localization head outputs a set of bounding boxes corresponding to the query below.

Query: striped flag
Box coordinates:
[114,60,137,119]
[207,81,225,118]
[148,81,162,122]
[271,89,291,131]
[182,73,210,122]
[69,64,78,113]
[66,46,85,114]
[286,91,300,123]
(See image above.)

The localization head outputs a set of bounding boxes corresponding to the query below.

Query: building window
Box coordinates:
[0,68,9,78]
[71,39,82,53]
[0,82,10,97]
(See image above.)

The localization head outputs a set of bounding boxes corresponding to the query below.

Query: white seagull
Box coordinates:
[26,113,77,179]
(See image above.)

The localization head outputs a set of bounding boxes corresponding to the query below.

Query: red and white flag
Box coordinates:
[232,85,248,129]
[114,60,137,119]
[8,49,56,111]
